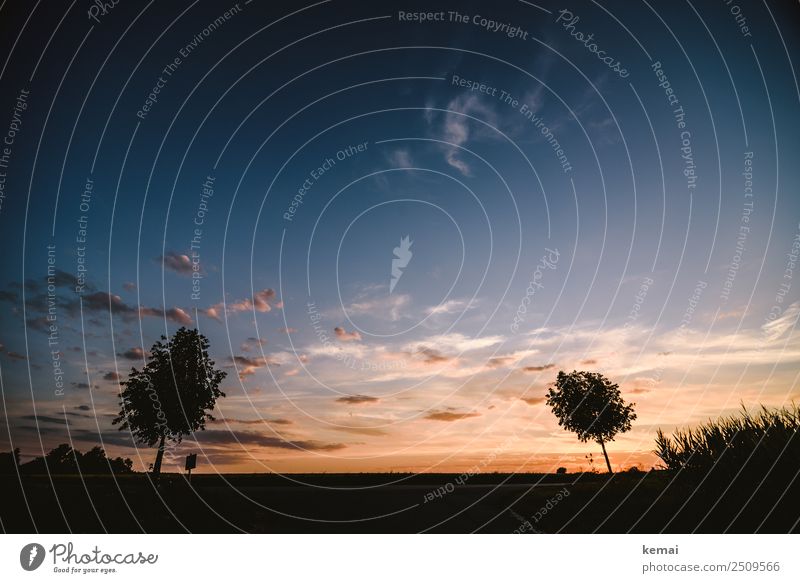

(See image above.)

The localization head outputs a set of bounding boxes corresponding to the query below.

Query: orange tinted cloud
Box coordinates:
[487,356,514,368]
[521,364,556,373]
[229,354,279,379]
[204,289,281,321]
[119,347,147,360]
[209,417,292,426]
[159,251,195,276]
[424,410,480,422]
[416,347,452,364]
[334,326,362,342]
[520,396,546,406]
[336,395,379,404]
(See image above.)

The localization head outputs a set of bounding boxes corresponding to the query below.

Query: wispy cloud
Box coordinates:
[346,293,410,322]
[429,94,499,176]
[5,286,195,327]
[229,354,280,379]
[425,299,474,316]
[762,301,800,341]
[386,148,413,168]
[405,332,504,353]
[158,251,196,276]
[209,417,293,426]
[334,326,362,342]
[521,363,556,373]
[331,425,388,436]
[414,347,454,365]
[240,337,268,352]
[194,429,345,452]
[204,289,280,321]
[424,410,480,422]
[520,396,546,406]
[118,347,147,360]
[336,395,379,405]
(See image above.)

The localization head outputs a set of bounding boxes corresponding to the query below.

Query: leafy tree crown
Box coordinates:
[112,327,226,447]
[546,370,636,444]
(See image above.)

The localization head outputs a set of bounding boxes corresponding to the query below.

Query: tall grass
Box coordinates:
[655,404,800,477]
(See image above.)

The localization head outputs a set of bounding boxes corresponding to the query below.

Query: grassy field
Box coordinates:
[2,470,797,533]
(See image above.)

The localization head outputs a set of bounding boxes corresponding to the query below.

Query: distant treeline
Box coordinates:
[2,404,796,479]
[0,444,135,475]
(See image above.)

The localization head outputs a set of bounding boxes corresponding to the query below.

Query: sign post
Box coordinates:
[185,453,197,483]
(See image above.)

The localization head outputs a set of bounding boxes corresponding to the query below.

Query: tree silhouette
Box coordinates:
[112,327,226,479]
[546,370,636,473]
[10,445,134,475]
[0,448,20,474]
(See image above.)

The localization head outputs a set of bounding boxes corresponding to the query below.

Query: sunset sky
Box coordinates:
[0,0,799,474]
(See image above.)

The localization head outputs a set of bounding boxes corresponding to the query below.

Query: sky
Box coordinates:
[0,0,799,474]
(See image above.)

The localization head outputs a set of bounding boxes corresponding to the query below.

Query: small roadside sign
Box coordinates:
[185,453,197,482]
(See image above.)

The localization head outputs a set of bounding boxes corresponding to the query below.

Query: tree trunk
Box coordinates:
[600,439,613,474]
[152,434,166,480]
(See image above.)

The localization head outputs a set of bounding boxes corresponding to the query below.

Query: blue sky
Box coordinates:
[0,0,799,472]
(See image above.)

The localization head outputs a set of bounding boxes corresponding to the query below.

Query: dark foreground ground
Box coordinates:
[2,471,798,533]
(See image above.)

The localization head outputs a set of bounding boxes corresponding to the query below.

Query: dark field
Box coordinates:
[2,471,798,533]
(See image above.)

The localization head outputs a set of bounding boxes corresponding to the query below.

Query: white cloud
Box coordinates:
[762,301,800,341]
[386,148,413,168]
[405,332,504,354]
[425,299,475,316]
[434,94,499,176]
[334,326,362,342]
